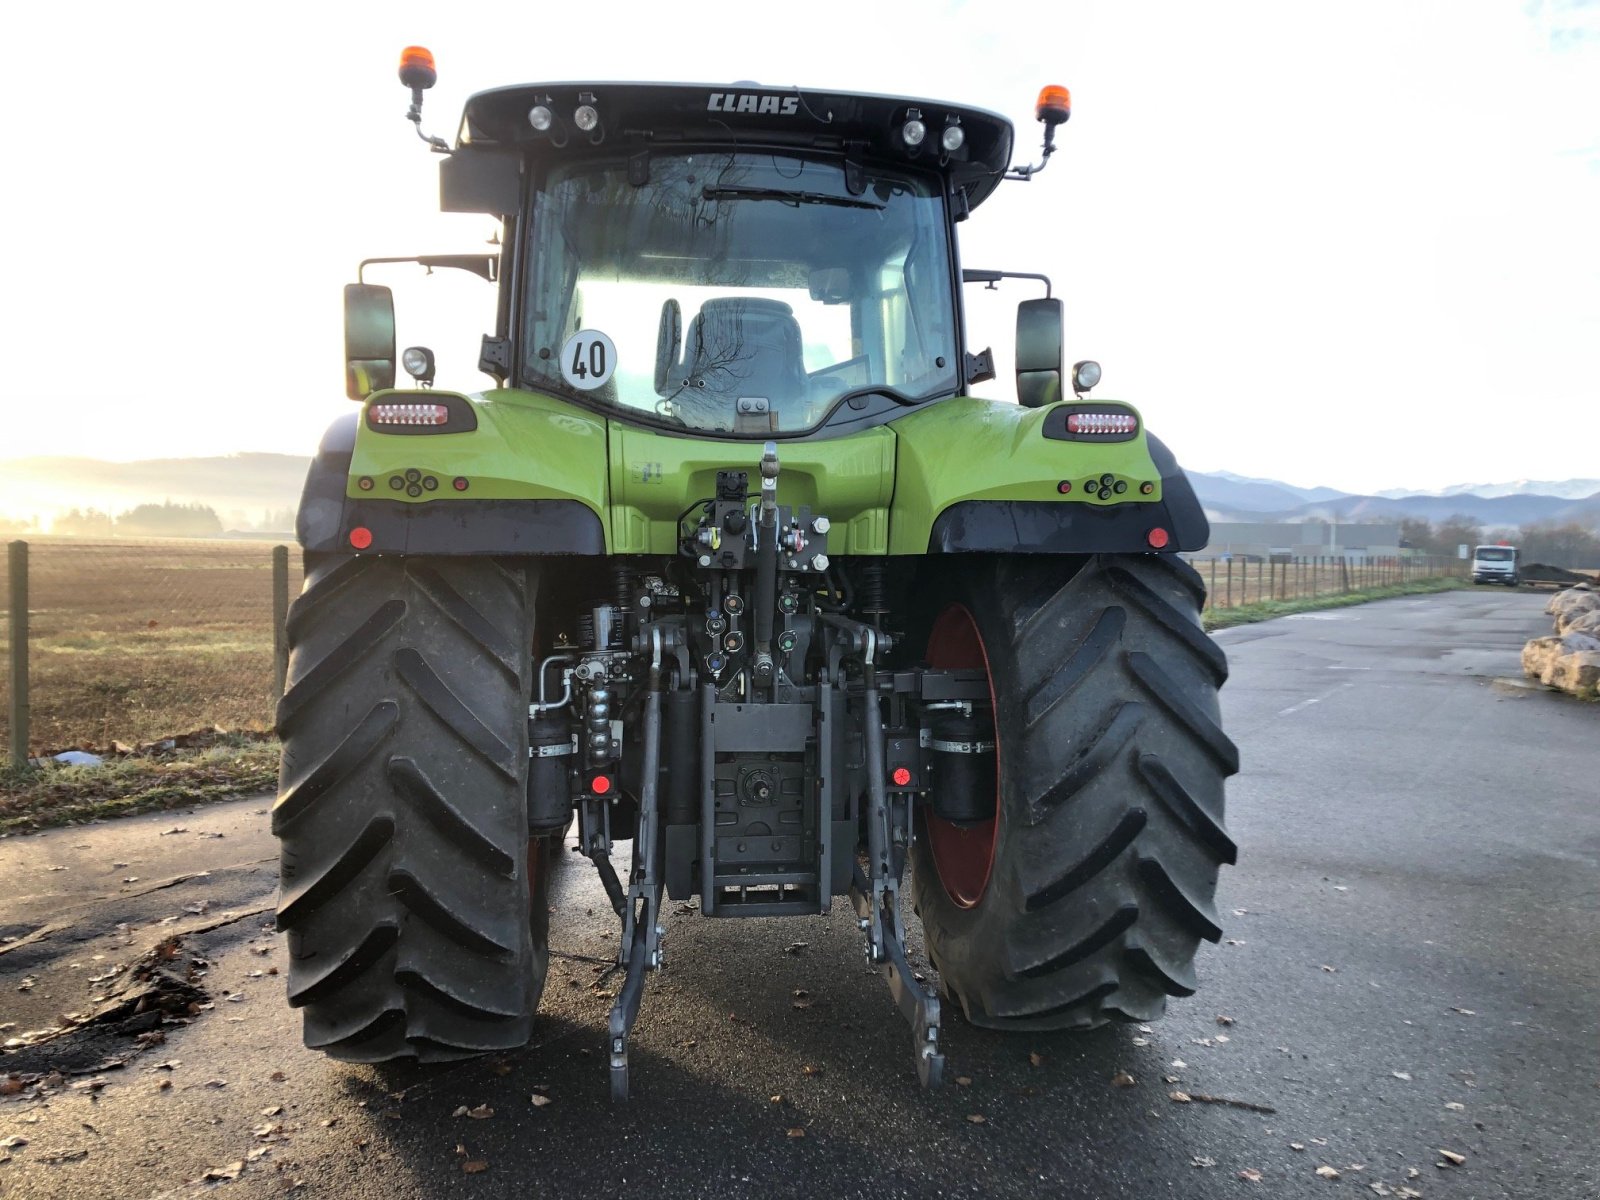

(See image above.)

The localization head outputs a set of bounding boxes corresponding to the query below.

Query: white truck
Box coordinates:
[1471,544,1519,586]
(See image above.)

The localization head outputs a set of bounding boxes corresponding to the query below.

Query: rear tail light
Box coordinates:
[1066,411,1138,436]
[1044,404,1140,443]
[370,402,448,426]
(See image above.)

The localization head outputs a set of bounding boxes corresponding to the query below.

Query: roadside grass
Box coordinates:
[0,738,278,835]
[1203,576,1469,631]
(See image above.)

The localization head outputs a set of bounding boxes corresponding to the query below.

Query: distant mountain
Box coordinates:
[1203,471,1351,504]
[1372,478,1600,501]
[1188,468,1600,529]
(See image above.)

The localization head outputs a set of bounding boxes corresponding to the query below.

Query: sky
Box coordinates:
[4,0,1597,495]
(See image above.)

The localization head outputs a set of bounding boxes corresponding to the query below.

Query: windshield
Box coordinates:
[520,152,958,435]
[1474,548,1515,561]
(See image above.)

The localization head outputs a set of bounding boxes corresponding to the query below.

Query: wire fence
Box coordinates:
[1179,553,1467,611]
[3,539,299,762]
[1,540,1468,766]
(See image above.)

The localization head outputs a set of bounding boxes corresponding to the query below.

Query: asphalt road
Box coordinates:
[1,588,1595,1199]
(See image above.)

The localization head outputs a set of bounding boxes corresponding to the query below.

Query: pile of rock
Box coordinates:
[1522,582,1600,699]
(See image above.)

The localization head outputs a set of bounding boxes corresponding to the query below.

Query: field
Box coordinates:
[2,542,1474,760]
[1,539,301,753]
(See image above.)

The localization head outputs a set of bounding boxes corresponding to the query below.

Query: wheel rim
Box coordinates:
[924,603,1000,909]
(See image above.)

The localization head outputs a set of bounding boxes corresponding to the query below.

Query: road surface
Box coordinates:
[1,588,1594,1198]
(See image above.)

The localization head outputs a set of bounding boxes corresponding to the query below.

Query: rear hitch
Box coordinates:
[850,675,945,1089]
[587,633,667,1101]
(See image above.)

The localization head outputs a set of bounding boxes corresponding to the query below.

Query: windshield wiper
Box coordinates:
[700,185,885,211]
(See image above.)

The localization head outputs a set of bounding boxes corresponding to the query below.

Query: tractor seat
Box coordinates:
[676,297,807,411]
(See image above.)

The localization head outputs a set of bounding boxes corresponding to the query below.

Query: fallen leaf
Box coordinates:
[955,1076,972,1087]
[1216,1015,1235,1026]
[1290,1142,1306,1151]
[1406,1168,1420,1179]
[1111,1071,1136,1087]
[1028,1052,1044,1068]
[1445,1101,1464,1111]
[158,1080,172,1091]
[1397,1189,1423,1199]
[1320,965,1337,973]
[467,1104,493,1119]
[792,999,812,1010]
[1451,1007,1475,1016]
[1391,1071,1412,1081]
[463,1160,488,1174]
[1192,1156,1217,1168]
[203,1079,227,1089]
[1131,1037,1150,1047]
[1215,1034,1231,1044]
[1239,1168,1263,1182]
[452,1106,469,1118]
[1311,1138,1328,1146]
[270,1071,286,1081]
[1163,1075,1180,1084]
[1316,1165,1342,1180]
[802,1064,821,1077]
[783,942,808,955]
[769,1095,783,1104]
[787,1127,806,1138]
[1169,1091,1192,1103]
[966,1113,986,1124]
[201,1162,244,1182]
[1438,1149,1465,1166]
[1349,1163,1367,1171]
[1171,1059,1187,1069]
[320,1118,338,1128]
[0,1136,28,1148]
[530,1094,552,1108]
[1370,1183,1391,1196]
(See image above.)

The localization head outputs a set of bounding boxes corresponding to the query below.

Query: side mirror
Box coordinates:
[344,283,396,401]
[1015,297,1063,408]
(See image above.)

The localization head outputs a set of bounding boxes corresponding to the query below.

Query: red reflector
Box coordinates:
[891,766,912,788]
[452,476,469,491]
[1147,527,1170,549]
[1056,480,1072,494]
[370,402,448,426]
[1067,411,1138,436]
[591,774,612,795]
[349,526,373,550]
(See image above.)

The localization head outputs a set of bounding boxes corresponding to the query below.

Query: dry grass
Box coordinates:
[0,738,279,834]
[1,539,301,755]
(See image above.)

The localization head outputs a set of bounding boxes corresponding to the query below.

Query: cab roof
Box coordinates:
[456,81,1017,209]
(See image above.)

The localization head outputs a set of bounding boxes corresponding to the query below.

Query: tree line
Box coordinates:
[1397,515,1600,568]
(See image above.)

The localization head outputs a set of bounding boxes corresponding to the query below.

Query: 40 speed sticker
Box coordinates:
[560,330,617,391]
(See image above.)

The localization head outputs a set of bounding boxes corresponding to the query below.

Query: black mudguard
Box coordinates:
[926,433,1209,554]
[295,416,606,556]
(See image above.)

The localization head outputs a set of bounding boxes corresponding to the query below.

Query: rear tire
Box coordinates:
[910,554,1238,1030]
[273,554,543,1062]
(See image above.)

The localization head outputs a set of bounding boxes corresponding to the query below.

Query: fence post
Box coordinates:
[272,545,290,700]
[1209,557,1216,610]
[1226,557,1232,608]
[7,541,27,769]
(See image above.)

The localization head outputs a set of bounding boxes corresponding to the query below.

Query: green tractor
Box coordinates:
[274,48,1238,1099]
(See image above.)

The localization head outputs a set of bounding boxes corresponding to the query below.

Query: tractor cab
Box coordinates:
[347,60,1077,439]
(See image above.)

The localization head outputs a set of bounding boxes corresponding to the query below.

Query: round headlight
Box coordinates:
[1072,360,1102,392]
[574,104,599,132]
[528,104,553,131]
[402,346,434,379]
[901,118,926,147]
[941,124,965,152]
